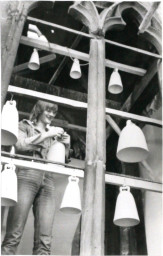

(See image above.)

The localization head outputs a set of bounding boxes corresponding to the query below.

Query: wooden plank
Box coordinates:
[138,2,160,34]
[106,115,121,135]
[19,111,86,132]
[121,59,160,113]
[11,74,121,109]
[105,108,162,128]
[8,85,162,128]
[27,16,162,59]
[1,156,162,193]
[105,38,162,59]
[1,2,30,109]
[105,171,162,193]
[13,54,56,73]
[20,36,146,76]
[8,85,88,108]
[27,16,92,39]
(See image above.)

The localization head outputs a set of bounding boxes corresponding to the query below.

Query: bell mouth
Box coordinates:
[109,84,123,94]
[1,198,17,207]
[70,71,81,79]
[28,63,40,70]
[60,207,81,214]
[117,147,149,163]
[1,130,17,146]
[114,217,140,227]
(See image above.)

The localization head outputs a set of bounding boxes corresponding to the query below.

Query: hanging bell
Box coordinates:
[1,163,18,207]
[70,58,81,79]
[1,100,19,146]
[27,31,39,39]
[28,48,40,70]
[108,68,123,94]
[113,186,140,227]
[39,35,49,43]
[116,120,149,163]
[60,176,81,214]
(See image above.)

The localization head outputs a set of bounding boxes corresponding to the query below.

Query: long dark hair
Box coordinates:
[29,100,58,124]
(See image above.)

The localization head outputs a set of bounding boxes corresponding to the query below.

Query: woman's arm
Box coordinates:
[16,122,64,152]
[24,126,64,145]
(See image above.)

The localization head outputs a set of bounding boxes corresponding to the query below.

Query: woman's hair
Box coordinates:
[29,100,58,124]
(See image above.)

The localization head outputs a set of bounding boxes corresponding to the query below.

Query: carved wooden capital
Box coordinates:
[68,1,126,37]
[69,1,161,53]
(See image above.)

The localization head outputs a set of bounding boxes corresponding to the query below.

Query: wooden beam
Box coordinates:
[11,74,120,109]
[13,54,56,73]
[105,108,162,127]
[1,156,162,193]
[8,85,162,128]
[27,16,92,40]
[27,16,162,59]
[138,2,160,34]
[1,2,32,109]
[8,85,88,108]
[106,115,121,135]
[121,59,161,112]
[19,111,86,132]
[20,36,146,76]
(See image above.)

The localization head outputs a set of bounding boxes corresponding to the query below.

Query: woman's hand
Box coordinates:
[46,126,64,138]
[59,132,70,145]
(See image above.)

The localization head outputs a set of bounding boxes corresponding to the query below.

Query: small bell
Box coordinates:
[39,35,48,43]
[70,58,81,79]
[1,100,19,146]
[116,120,149,163]
[108,68,123,94]
[27,31,39,39]
[28,48,40,70]
[113,186,140,227]
[1,163,18,207]
[60,176,81,214]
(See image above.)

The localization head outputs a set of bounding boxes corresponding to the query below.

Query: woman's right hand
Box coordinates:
[46,126,64,138]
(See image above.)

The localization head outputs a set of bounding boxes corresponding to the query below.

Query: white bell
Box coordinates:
[27,31,39,40]
[116,120,149,163]
[1,163,18,207]
[108,68,123,94]
[60,176,81,214]
[39,35,48,43]
[70,58,81,79]
[28,48,40,70]
[47,140,65,164]
[47,140,66,174]
[1,100,19,146]
[113,186,140,227]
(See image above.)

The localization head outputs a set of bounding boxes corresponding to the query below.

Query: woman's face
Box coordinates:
[38,107,57,125]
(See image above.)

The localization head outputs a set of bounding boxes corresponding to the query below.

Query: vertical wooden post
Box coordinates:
[1,2,36,109]
[80,38,106,256]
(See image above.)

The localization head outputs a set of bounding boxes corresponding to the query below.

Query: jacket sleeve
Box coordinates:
[15,121,41,152]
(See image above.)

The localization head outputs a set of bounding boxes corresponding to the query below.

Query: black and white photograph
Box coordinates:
[1,1,162,255]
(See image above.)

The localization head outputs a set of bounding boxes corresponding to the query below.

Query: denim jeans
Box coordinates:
[1,168,56,255]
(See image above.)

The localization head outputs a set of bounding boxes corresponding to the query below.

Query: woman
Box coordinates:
[1,100,70,255]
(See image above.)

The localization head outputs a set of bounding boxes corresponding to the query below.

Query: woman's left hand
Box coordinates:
[58,132,70,146]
